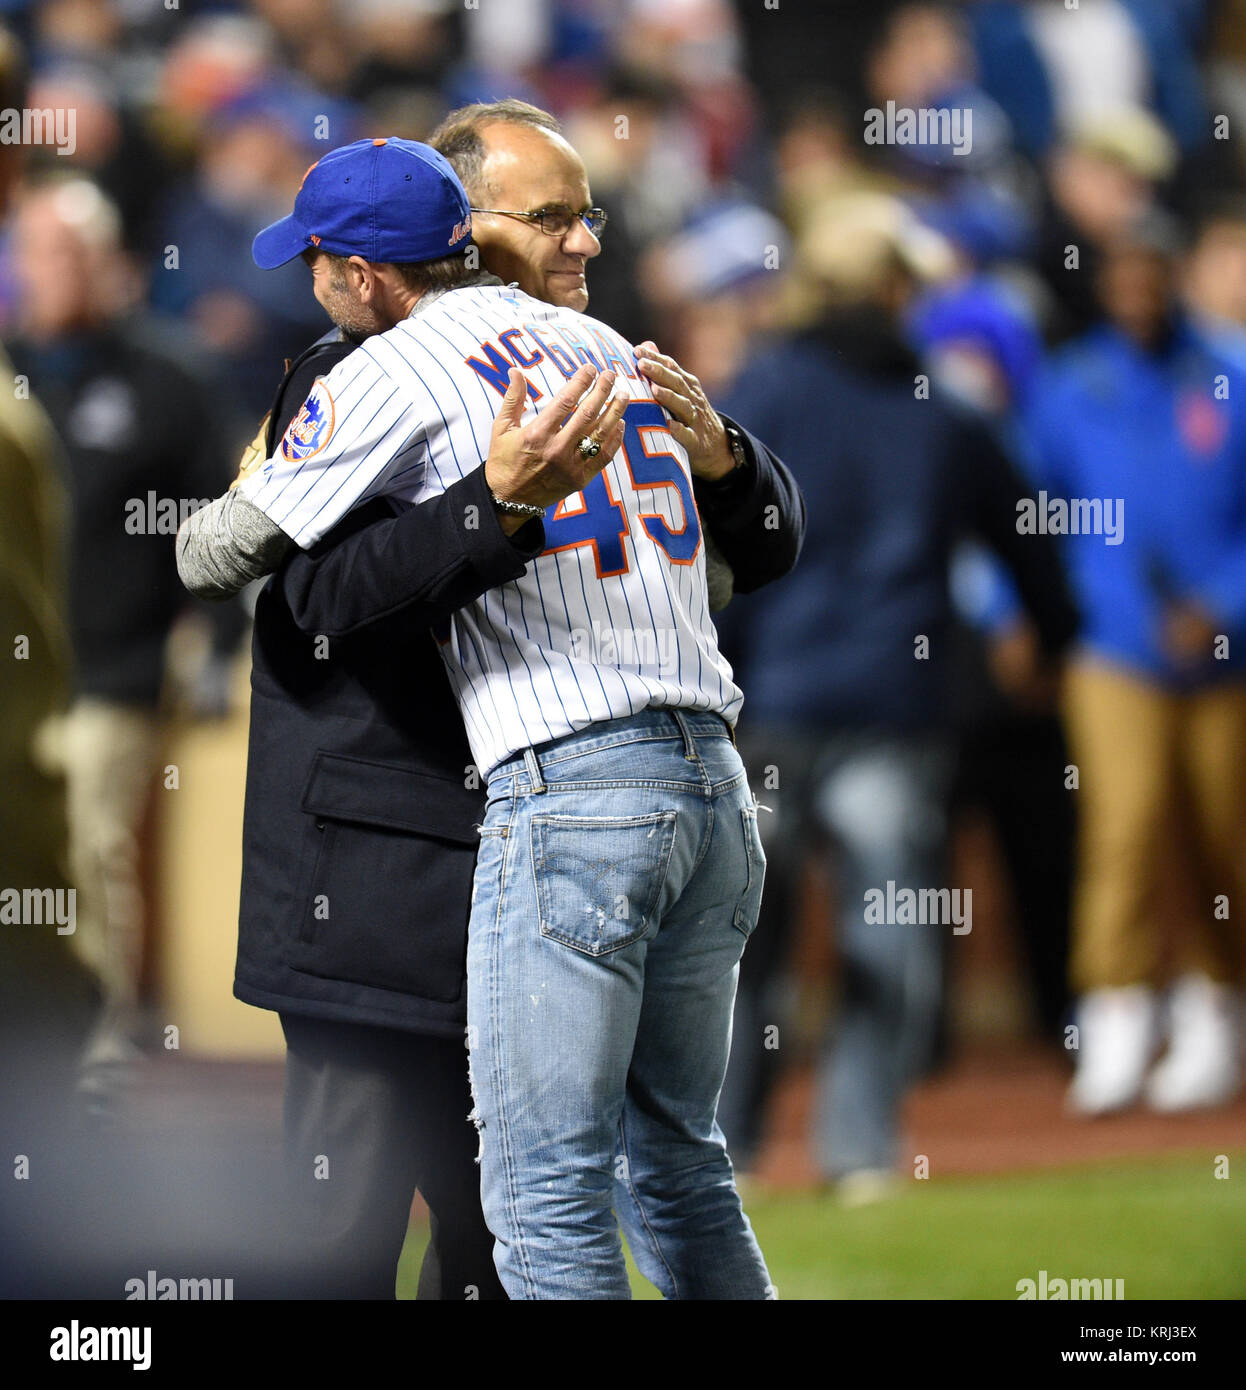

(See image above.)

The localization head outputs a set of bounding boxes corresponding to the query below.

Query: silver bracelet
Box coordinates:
[490,491,547,519]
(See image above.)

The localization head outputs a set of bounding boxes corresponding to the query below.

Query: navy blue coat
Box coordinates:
[717,314,1078,734]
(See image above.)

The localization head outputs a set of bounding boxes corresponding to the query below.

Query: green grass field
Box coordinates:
[397,1152,1246,1299]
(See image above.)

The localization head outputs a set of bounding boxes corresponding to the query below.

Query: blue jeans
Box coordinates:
[719,728,956,1178]
[466,709,774,1300]
[811,734,955,1176]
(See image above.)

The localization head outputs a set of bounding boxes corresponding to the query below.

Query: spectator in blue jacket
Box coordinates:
[1027,218,1246,1115]
[714,195,1077,1198]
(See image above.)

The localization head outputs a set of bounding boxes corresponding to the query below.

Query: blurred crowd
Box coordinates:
[3,0,1246,1214]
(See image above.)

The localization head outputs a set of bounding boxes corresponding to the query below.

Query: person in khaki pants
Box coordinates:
[1027,220,1246,1113]
[7,179,244,1089]
[59,700,162,1060]
[1064,658,1246,1110]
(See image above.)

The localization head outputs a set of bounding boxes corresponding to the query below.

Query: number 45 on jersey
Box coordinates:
[542,400,702,576]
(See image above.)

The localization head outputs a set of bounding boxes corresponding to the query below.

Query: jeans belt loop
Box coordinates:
[522,745,546,794]
[671,709,698,761]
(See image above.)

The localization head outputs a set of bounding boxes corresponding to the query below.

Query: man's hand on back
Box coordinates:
[485,364,628,533]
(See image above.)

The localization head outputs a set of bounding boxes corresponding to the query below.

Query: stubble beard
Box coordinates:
[325,275,381,343]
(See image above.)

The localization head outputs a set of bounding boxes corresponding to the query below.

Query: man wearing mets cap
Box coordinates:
[180,130,774,1299]
[181,136,630,1301]
[252,137,474,271]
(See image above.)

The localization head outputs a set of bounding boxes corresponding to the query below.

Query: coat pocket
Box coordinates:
[287,753,484,1001]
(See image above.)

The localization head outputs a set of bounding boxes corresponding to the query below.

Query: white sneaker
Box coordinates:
[1067,986,1156,1116]
[1145,976,1241,1112]
[836,1168,901,1208]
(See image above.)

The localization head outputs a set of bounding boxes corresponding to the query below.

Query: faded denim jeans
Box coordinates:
[466,709,774,1300]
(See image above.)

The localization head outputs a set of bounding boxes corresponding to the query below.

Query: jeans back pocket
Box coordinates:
[531,811,677,957]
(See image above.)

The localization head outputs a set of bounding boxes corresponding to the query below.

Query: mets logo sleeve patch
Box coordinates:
[235,345,427,549]
[280,379,336,462]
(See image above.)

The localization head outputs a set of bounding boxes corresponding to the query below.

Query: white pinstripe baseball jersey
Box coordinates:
[238,283,742,775]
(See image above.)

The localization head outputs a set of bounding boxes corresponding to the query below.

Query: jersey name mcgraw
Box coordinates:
[238,284,742,775]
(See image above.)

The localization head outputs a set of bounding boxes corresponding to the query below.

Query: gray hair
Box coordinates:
[428,99,562,200]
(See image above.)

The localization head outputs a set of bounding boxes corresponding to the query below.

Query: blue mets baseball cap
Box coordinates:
[252,136,472,269]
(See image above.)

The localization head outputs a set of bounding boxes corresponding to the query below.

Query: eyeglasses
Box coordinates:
[469,205,608,238]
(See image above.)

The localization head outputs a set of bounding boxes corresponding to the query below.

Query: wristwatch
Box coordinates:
[721,419,749,475]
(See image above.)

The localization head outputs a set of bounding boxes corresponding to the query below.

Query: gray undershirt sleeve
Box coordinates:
[176,490,295,601]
